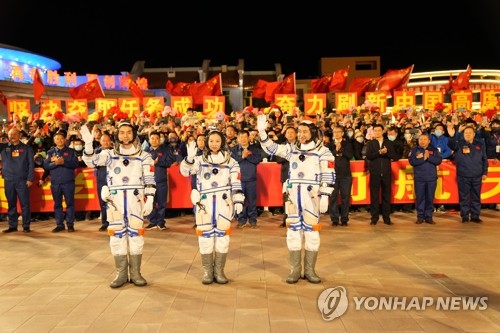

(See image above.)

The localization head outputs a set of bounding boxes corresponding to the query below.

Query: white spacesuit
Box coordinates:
[81,122,156,288]
[257,115,335,283]
[180,130,244,284]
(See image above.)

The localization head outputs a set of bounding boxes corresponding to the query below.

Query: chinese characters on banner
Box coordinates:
[171,96,193,115]
[202,96,225,117]
[480,89,500,108]
[274,94,296,114]
[452,90,473,110]
[393,91,416,109]
[423,91,444,110]
[304,93,327,116]
[7,99,31,121]
[2,161,498,213]
[365,92,387,113]
[335,92,357,114]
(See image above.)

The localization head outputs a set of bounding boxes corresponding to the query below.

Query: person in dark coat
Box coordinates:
[1,128,35,233]
[365,124,399,225]
[448,126,489,223]
[327,126,354,226]
[408,132,442,224]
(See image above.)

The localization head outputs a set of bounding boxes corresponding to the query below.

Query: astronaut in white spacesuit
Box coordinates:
[180,130,244,284]
[257,114,335,283]
[81,121,156,288]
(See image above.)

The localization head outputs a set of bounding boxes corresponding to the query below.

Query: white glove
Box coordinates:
[257,114,268,133]
[319,195,329,214]
[80,124,94,145]
[142,196,154,216]
[101,185,111,202]
[80,124,94,153]
[186,140,197,163]
[234,203,243,214]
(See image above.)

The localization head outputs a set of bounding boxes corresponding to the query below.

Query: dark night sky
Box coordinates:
[2,1,499,79]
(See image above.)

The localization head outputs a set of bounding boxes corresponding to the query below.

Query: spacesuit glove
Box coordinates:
[80,124,94,154]
[186,140,197,163]
[234,203,243,215]
[142,196,154,217]
[319,195,329,214]
[101,185,111,202]
[257,114,268,133]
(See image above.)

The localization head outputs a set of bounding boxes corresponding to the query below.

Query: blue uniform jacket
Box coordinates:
[408,145,442,181]
[43,146,79,184]
[448,138,488,178]
[0,142,35,182]
[146,145,175,183]
[230,144,262,182]
[430,134,452,159]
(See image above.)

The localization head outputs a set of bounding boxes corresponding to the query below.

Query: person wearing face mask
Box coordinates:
[430,123,452,159]
[352,130,366,161]
[402,128,418,158]
[346,128,354,140]
[70,137,87,167]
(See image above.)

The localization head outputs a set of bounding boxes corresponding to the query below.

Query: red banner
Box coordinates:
[1,160,499,213]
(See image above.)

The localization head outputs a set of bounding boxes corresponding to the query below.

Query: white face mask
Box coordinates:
[404,133,412,140]
[347,131,354,138]
[21,138,28,144]
[356,137,364,143]
[387,135,396,141]
[74,145,83,151]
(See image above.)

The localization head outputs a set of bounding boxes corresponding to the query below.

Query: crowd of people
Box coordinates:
[0,104,499,286]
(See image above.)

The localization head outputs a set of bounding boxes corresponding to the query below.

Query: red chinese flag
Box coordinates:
[69,79,105,100]
[189,74,222,105]
[264,81,281,103]
[329,67,349,91]
[206,73,222,96]
[252,79,268,98]
[376,65,414,92]
[440,73,453,94]
[451,64,472,91]
[311,75,330,93]
[277,73,296,95]
[348,77,375,95]
[264,73,296,103]
[166,81,192,96]
[33,69,46,103]
[129,80,145,100]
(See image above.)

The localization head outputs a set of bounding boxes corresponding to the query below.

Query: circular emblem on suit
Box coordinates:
[211,181,218,188]
[114,167,121,174]
[122,176,129,183]
[204,172,211,180]
[297,171,305,178]
[292,162,298,169]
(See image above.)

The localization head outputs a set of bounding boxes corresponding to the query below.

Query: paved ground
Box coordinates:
[0,208,499,333]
